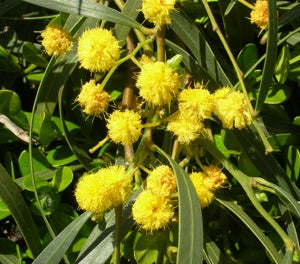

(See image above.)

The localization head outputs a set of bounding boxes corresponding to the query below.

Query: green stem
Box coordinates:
[100,38,154,89]
[201,0,253,114]
[198,136,295,251]
[252,118,273,154]
[236,0,254,9]
[112,205,123,264]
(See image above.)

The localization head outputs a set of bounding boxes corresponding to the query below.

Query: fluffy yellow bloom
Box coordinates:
[136,61,179,106]
[178,85,214,121]
[75,166,132,213]
[203,165,227,190]
[40,25,73,56]
[167,112,204,144]
[146,165,177,197]
[189,172,215,208]
[132,190,174,232]
[142,0,176,26]
[107,109,142,145]
[77,28,120,72]
[250,0,269,30]
[77,80,110,116]
[214,87,252,129]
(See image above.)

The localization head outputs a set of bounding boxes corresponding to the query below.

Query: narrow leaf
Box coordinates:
[0,163,42,257]
[22,0,142,30]
[255,0,278,113]
[33,211,91,264]
[154,146,203,264]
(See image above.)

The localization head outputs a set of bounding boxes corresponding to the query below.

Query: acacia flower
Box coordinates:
[250,0,269,30]
[76,80,110,116]
[203,165,227,190]
[214,87,252,129]
[136,61,179,106]
[132,190,174,232]
[178,85,214,121]
[146,165,177,197]
[189,172,215,208]
[74,166,132,213]
[142,0,176,27]
[40,25,73,56]
[107,109,142,146]
[167,112,204,144]
[77,28,120,72]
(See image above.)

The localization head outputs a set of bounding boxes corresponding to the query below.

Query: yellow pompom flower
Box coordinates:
[107,109,142,146]
[77,28,120,72]
[136,61,179,106]
[142,0,176,27]
[132,190,174,232]
[203,165,227,190]
[77,80,110,116]
[75,166,132,213]
[147,165,177,197]
[250,0,269,30]
[178,85,214,121]
[214,87,252,129]
[189,172,215,208]
[40,25,73,56]
[167,112,204,144]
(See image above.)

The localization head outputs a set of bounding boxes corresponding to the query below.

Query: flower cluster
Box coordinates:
[40,25,73,56]
[141,0,176,27]
[74,166,132,214]
[190,165,227,208]
[250,0,269,30]
[77,28,120,72]
[132,165,176,232]
[107,109,143,146]
[76,80,110,116]
[136,61,179,106]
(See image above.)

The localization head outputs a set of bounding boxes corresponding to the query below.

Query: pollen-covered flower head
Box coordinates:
[107,109,142,146]
[40,25,73,56]
[203,165,227,190]
[189,172,215,208]
[250,0,269,30]
[136,61,179,106]
[146,165,177,197]
[213,87,252,129]
[77,28,120,72]
[75,166,132,213]
[142,0,176,27]
[132,190,174,232]
[178,84,214,121]
[167,111,204,144]
[77,79,110,116]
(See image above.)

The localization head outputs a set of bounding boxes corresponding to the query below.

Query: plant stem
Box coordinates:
[156,25,166,62]
[201,0,254,114]
[236,0,254,9]
[112,205,123,264]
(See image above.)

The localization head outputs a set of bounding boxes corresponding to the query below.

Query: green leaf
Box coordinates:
[47,146,77,167]
[284,146,300,182]
[251,84,291,104]
[274,44,290,84]
[23,175,52,192]
[154,146,203,264]
[170,11,232,87]
[0,90,21,116]
[255,0,278,113]
[18,149,51,177]
[32,211,91,264]
[23,43,48,68]
[237,43,259,73]
[0,46,20,72]
[23,0,142,30]
[0,0,22,16]
[267,133,299,151]
[51,166,73,192]
[216,195,282,264]
[0,201,11,220]
[0,163,42,257]
[31,190,61,216]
